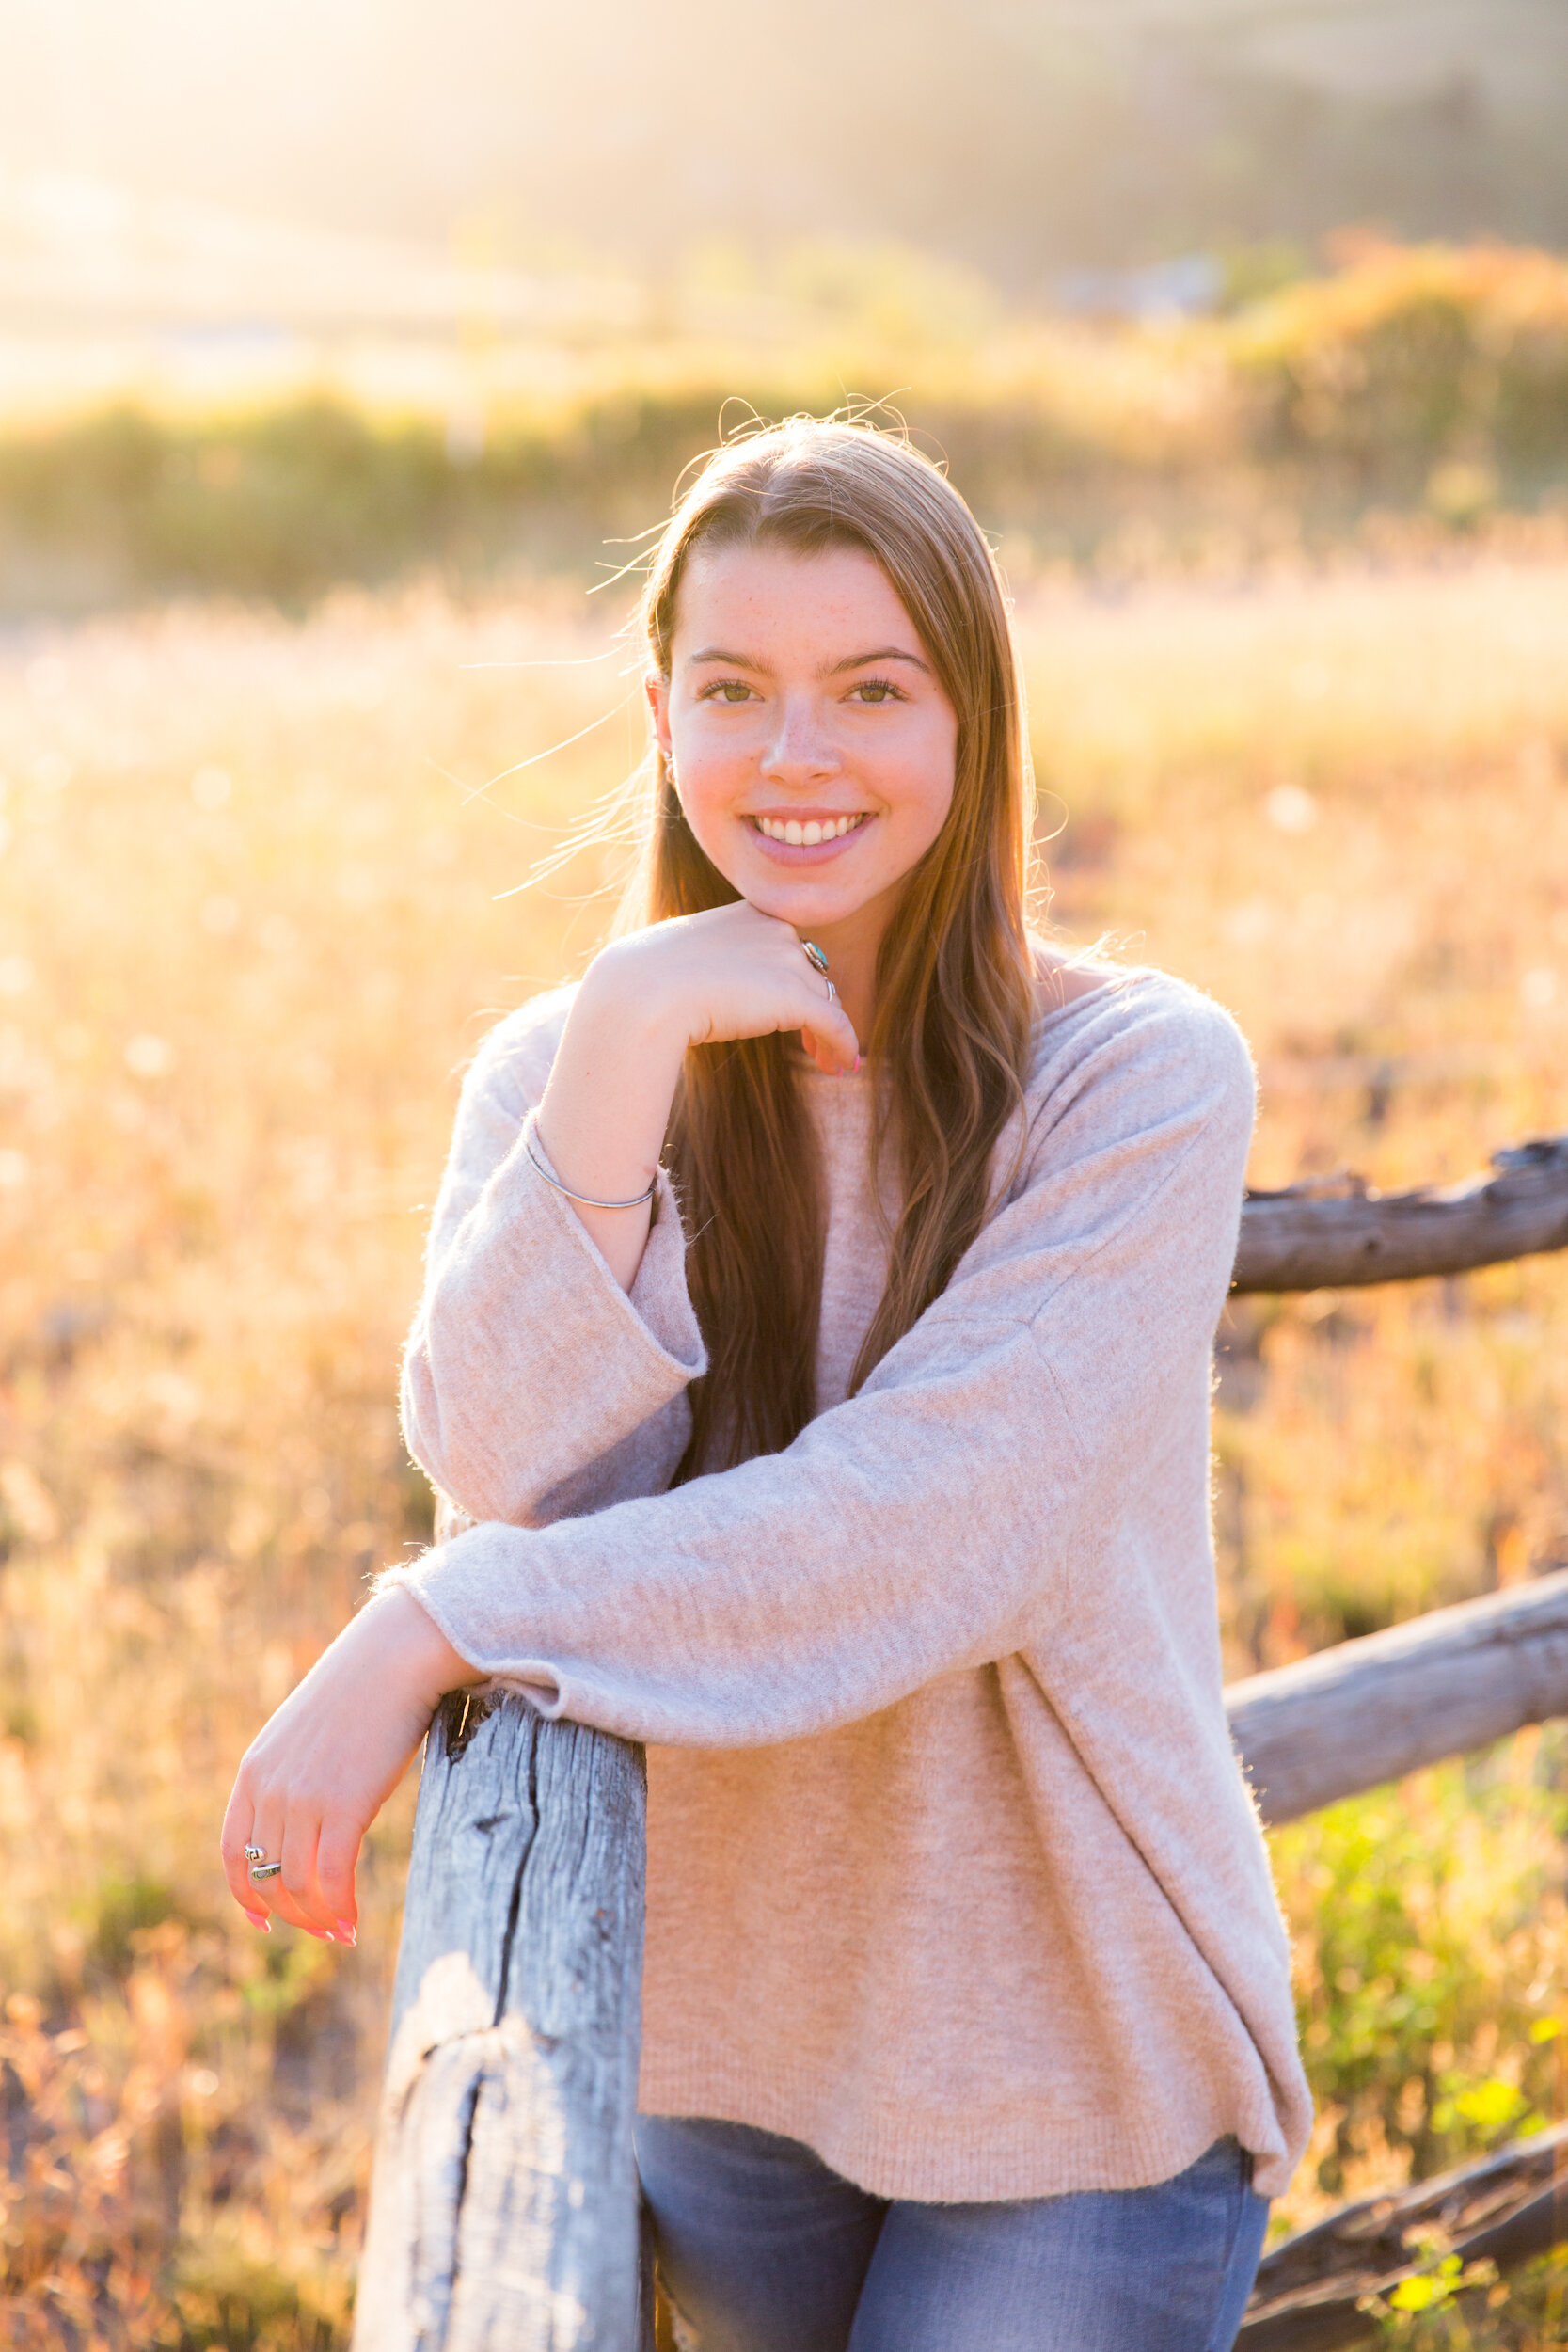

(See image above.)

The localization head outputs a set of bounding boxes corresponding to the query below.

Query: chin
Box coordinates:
[745,879,863,924]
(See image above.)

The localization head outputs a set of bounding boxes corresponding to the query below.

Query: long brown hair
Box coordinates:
[626,419,1037,1477]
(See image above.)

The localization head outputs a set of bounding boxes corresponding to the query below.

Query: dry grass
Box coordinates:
[2,553,1567,2341]
[1029,560,1568,1659]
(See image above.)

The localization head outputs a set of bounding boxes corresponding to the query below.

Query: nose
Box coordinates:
[760,692,841,787]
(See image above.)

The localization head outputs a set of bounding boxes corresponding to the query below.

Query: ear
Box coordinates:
[645,672,673,762]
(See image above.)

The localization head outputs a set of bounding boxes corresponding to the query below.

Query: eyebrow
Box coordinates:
[684,644,932,676]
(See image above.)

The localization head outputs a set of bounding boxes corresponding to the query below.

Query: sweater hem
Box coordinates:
[636,2060,1294,2203]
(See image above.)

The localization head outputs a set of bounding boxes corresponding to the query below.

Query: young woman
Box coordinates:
[223,419,1310,2349]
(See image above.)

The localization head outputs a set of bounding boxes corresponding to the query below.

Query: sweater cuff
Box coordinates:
[377,1527,560,1706]
[522,1109,706,1383]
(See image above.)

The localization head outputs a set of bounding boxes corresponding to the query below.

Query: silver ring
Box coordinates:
[248,1860,283,1883]
[244,1844,265,1864]
[825,979,837,1006]
[801,940,830,976]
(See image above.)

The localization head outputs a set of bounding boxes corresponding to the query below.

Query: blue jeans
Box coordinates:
[636,2116,1268,2352]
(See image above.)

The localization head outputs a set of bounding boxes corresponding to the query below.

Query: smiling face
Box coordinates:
[648,539,960,957]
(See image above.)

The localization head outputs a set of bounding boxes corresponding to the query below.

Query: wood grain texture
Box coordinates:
[1226,1569,1568,1827]
[1239,2119,1568,2350]
[353,1692,653,2352]
[1232,1136,1568,1293]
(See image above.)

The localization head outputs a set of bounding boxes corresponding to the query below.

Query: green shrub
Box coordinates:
[1273,1732,1568,2204]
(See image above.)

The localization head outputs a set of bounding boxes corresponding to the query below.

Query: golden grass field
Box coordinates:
[3,550,1568,2344]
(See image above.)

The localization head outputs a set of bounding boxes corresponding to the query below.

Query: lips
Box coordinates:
[752,813,867,846]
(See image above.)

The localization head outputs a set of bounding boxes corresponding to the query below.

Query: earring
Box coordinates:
[665,755,677,787]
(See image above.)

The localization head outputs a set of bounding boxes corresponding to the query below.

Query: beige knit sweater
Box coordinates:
[388,962,1312,2203]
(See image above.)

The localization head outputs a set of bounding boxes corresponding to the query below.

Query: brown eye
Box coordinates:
[851,678,900,704]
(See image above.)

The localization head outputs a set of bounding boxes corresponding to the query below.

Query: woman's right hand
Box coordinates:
[596,900,861,1076]
[534,904,861,1291]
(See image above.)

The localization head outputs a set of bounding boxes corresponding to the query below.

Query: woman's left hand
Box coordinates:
[220,1585,481,1943]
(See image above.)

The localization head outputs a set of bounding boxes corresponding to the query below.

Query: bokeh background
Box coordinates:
[4,4,1568,2344]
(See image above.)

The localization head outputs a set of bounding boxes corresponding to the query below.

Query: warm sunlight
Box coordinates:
[5,7,1568,2345]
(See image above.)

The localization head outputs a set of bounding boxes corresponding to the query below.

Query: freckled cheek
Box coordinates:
[677,725,761,801]
[882,762,957,857]
[674,766,752,860]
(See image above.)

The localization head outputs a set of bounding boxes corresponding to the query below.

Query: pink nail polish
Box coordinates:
[245,1912,271,1933]
[336,1921,357,1946]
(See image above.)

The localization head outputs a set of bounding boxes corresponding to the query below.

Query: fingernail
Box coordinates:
[336,1920,357,1947]
[245,1912,271,1933]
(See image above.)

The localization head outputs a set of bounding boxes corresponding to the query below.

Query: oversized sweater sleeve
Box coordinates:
[400,991,707,1527]
[384,980,1255,1746]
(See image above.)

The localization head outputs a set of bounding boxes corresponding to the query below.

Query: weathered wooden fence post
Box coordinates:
[353,1689,654,2351]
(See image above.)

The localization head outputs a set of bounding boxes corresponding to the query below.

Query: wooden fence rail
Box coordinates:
[1238,2119,1568,2350]
[356,1129,1568,2347]
[1227,1568,1568,1826]
[1232,1134,1568,1294]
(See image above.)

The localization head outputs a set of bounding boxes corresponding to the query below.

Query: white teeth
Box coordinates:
[754,812,865,842]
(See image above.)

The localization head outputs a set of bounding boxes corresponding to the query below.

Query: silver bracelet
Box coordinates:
[525,1133,657,1211]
